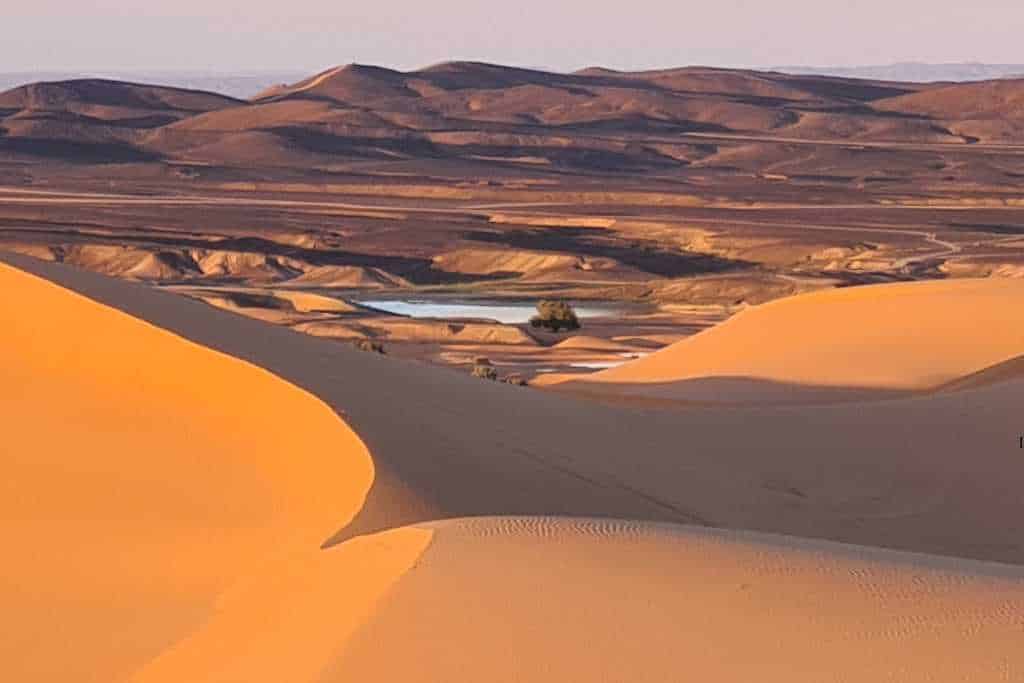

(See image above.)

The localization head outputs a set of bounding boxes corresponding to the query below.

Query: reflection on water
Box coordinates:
[355,299,620,324]
[568,361,628,369]
[569,353,648,370]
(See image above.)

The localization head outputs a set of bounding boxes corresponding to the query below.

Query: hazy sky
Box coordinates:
[5,0,1023,73]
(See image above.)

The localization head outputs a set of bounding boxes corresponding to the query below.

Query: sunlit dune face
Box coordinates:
[333,517,1024,683]
[131,526,433,683]
[5,261,1024,682]
[0,263,391,681]
[542,278,1024,395]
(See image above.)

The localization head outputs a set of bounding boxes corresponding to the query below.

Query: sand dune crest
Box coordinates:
[539,278,1024,400]
[0,263,379,681]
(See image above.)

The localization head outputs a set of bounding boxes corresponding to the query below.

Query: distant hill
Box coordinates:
[2,62,1024,174]
[0,71,307,100]
[774,63,1024,83]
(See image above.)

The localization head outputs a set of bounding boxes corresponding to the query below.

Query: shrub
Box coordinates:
[472,364,499,381]
[502,373,528,386]
[353,339,386,354]
[529,299,581,333]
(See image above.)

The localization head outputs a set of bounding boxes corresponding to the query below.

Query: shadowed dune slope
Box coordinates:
[333,517,1024,683]
[4,256,1024,680]
[939,353,1024,393]
[0,262,431,682]
[4,258,1019,683]
[5,253,1024,569]
[538,278,1024,400]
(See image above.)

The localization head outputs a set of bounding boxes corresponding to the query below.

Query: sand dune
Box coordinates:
[0,262,386,681]
[5,255,1024,681]
[271,289,356,313]
[939,353,1024,393]
[337,517,1024,682]
[538,278,1024,401]
[9,253,1024,567]
[553,334,637,352]
[130,526,433,683]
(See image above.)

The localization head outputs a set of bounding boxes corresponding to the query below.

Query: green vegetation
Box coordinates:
[529,300,581,333]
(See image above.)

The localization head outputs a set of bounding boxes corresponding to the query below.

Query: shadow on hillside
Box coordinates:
[0,136,161,163]
[464,226,752,277]
[544,375,915,408]
[0,226,507,286]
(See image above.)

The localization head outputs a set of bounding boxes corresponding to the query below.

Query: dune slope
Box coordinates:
[538,278,1024,401]
[6,254,1024,568]
[4,255,1024,680]
[0,262,425,682]
[335,517,1024,682]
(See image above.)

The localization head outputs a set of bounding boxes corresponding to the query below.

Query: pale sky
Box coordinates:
[4,0,1023,73]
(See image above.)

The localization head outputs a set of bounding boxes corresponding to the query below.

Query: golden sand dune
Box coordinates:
[272,290,356,313]
[7,253,1024,569]
[336,517,1024,682]
[538,278,1024,401]
[5,256,1024,681]
[0,262,413,682]
[552,334,637,352]
[130,526,432,683]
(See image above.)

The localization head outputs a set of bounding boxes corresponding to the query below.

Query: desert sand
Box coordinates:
[337,518,1024,682]
[3,253,1024,680]
[536,277,1024,402]
[0,261,418,681]
[7,251,1024,561]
